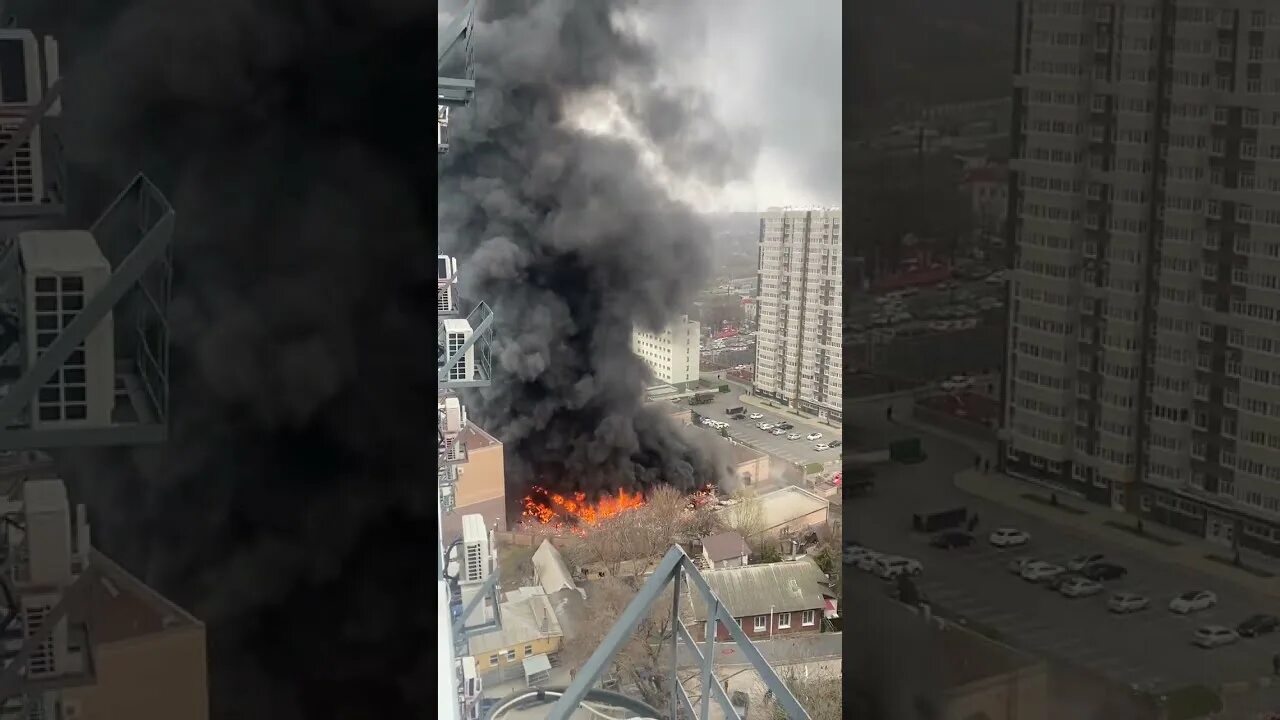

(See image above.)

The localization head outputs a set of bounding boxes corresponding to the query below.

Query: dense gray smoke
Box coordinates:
[17,0,439,718]
[439,0,755,497]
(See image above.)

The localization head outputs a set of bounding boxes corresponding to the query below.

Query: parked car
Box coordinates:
[854,551,885,572]
[940,375,975,392]
[1193,626,1239,649]
[1020,561,1065,583]
[1059,577,1104,598]
[806,432,823,441]
[771,428,786,435]
[929,531,975,549]
[1080,562,1128,581]
[749,413,763,420]
[1237,614,1280,638]
[1108,592,1150,614]
[786,433,801,441]
[777,423,794,430]
[874,556,923,580]
[843,544,876,566]
[814,443,830,451]
[988,528,1031,547]
[1169,590,1218,614]
[760,423,775,430]
[1066,553,1105,571]
[1044,572,1084,592]
[829,440,842,448]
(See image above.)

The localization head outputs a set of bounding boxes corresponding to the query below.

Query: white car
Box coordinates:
[771,428,786,435]
[806,432,823,441]
[760,423,775,431]
[1066,553,1105,571]
[1169,590,1218,614]
[940,375,974,392]
[786,433,801,441]
[1108,592,1150,614]
[1058,577,1104,598]
[874,556,923,580]
[749,413,763,420]
[1193,626,1239,649]
[843,545,874,565]
[813,443,830,451]
[988,528,1031,547]
[1020,561,1065,583]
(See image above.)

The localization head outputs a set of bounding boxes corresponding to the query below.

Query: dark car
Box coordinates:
[929,531,974,549]
[1045,572,1085,592]
[829,440,843,448]
[1081,562,1128,581]
[1237,614,1280,638]
[777,423,794,430]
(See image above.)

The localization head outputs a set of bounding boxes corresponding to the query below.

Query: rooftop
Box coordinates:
[81,549,201,645]
[468,586,564,656]
[718,486,828,532]
[18,230,109,272]
[457,423,500,451]
[727,442,765,467]
[701,531,749,562]
[532,539,579,596]
[684,557,831,622]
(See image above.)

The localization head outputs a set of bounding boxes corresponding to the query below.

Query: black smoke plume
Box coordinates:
[18,0,441,718]
[439,0,756,498]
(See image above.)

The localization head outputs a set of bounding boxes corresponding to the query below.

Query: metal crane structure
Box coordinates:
[438,3,812,719]
[0,17,176,718]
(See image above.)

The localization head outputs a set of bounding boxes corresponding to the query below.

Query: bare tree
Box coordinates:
[720,488,767,543]
[560,576,679,711]
[768,667,842,720]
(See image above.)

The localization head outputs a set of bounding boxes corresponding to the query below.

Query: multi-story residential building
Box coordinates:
[632,315,699,391]
[1004,1,1280,552]
[753,208,842,422]
[440,422,507,542]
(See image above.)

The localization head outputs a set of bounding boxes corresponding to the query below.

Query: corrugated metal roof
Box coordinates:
[468,587,563,655]
[533,539,578,595]
[685,558,829,621]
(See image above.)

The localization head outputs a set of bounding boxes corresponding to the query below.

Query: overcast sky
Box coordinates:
[640,1,842,212]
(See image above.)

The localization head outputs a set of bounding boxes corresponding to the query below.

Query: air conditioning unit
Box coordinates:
[438,254,458,313]
[439,396,467,434]
[442,318,474,382]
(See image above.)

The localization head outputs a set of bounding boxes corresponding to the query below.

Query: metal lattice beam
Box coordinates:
[544,546,812,720]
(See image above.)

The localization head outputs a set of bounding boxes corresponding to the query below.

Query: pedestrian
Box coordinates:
[983,459,990,474]
[886,405,894,421]
[968,513,980,532]
[974,454,981,469]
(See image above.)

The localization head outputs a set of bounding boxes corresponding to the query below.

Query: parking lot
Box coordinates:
[846,416,1280,694]
[683,391,838,468]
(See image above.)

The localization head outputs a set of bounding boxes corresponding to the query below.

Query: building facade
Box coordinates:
[1004,1,1280,550]
[684,559,832,642]
[753,208,842,422]
[632,315,700,390]
[441,423,507,542]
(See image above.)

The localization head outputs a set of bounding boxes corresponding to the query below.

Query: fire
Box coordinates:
[522,485,647,532]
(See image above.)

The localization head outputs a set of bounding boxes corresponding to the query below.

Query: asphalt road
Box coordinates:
[683,391,838,469]
[845,398,1280,695]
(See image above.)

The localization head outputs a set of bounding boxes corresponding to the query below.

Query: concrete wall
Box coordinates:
[63,625,209,720]
[944,663,1048,720]
[736,453,771,489]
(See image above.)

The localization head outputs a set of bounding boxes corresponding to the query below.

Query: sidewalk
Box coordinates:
[736,394,841,432]
[955,468,1280,601]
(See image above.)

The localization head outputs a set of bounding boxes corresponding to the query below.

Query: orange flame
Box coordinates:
[522,485,647,533]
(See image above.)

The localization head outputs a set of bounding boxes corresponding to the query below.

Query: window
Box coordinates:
[754,615,768,632]
[489,655,499,667]
[506,649,517,661]
[776,612,792,629]
[801,610,817,626]
[524,645,534,657]
[1214,107,1229,124]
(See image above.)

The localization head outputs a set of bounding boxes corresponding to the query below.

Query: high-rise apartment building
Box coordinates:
[1005,1,1280,550]
[753,208,842,423]
[632,315,700,391]
[19,230,115,429]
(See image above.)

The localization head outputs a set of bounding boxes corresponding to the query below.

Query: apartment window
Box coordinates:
[1211,166,1224,185]
[1199,323,1214,340]
[1240,171,1256,190]
[524,645,534,657]
[1244,108,1260,127]
[489,655,499,667]
[754,615,768,632]
[1238,204,1254,223]
[1195,411,1208,429]
[1192,440,1207,459]
[1195,382,1209,400]
[1092,95,1108,112]
[776,612,792,629]
[1222,450,1236,469]
[1207,199,1221,218]
[801,610,817,626]
[1224,389,1239,407]
[1203,263,1218,280]
[506,649,517,661]
[1206,230,1220,249]
[1211,137,1226,155]
[1214,107,1229,124]
[1242,140,1258,158]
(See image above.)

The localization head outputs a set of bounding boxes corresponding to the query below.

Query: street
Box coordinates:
[846,398,1280,698]
[682,389,839,468]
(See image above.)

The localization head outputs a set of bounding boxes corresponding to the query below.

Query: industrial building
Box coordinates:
[632,314,700,391]
[1003,1,1280,549]
[753,207,842,423]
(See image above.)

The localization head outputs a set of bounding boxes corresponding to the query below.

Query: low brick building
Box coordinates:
[682,558,834,642]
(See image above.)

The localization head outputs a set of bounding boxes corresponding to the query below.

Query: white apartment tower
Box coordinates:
[753,207,842,422]
[632,315,700,391]
[1006,1,1280,550]
[19,230,115,429]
